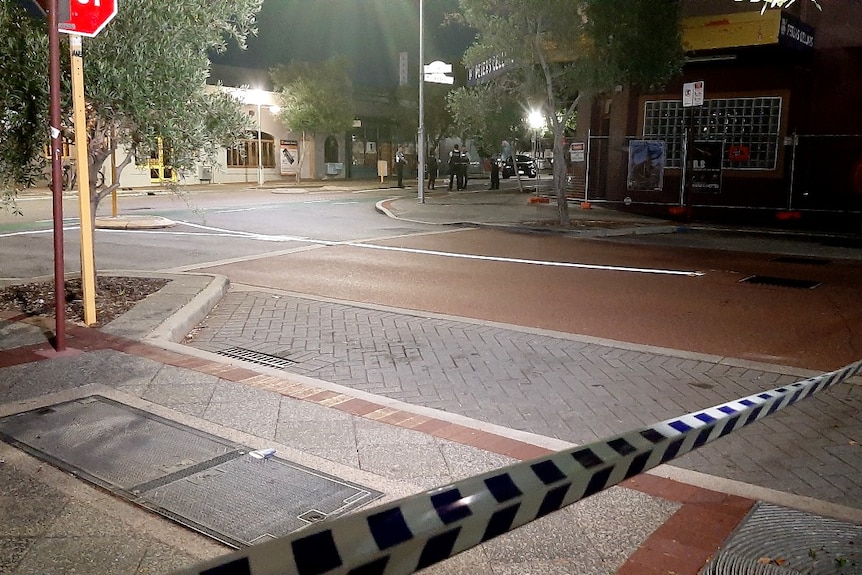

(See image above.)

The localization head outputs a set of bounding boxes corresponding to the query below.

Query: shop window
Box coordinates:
[227,133,276,168]
[642,96,782,170]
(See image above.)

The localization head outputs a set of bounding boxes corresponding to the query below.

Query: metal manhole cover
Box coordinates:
[0,396,382,548]
[217,346,297,370]
[739,275,821,289]
[700,503,861,575]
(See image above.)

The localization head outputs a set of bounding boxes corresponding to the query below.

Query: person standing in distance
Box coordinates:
[427,151,438,190]
[395,146,406,188]
[447,144,460,191]
[489,155,500,189]
[457,147,469,190]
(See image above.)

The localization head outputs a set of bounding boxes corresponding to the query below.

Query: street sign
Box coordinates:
[424,60,454,85]
[59,0,117,37]
[682,81,705,108]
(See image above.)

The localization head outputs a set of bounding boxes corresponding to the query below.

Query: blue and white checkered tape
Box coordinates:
[172,358,862,575]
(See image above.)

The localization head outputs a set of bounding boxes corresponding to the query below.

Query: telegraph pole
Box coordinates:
[417,0,425,204]
[48,0,67,350]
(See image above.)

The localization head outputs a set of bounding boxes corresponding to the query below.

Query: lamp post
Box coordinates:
[418,0,425,203]
[528,110,544,182]
[247,89,279,186]
[256,101,264,186]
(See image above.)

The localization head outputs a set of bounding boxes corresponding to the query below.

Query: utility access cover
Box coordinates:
[0,396,382,547]
[700,502,861,575]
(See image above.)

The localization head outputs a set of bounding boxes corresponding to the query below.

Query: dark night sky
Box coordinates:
[210,0,476,88]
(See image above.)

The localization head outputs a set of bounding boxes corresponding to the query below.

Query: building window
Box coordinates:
[642,96,783,170]
[227,133,276,168]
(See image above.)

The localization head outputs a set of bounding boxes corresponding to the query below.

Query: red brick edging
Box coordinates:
[0,318,754,574]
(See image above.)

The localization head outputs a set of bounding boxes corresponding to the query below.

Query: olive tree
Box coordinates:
[270,58,355,182]
[0,0,262,217]
[458,0,684,226]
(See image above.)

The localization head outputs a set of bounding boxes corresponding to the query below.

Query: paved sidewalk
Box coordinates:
[1,182,861,574]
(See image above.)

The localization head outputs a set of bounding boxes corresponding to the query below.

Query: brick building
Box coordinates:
[575,0,862,230]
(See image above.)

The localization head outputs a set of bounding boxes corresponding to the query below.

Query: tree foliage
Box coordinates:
[1,0,262,214]
[270,58,355,181]
[270,58,355,135]
[458,0,683,225]
[447,84,522,159]
[0,4,50,195]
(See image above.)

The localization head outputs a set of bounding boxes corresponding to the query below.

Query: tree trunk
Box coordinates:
[552,133,571,227]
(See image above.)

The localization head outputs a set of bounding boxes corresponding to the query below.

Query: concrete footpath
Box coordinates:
[1,180,860,575]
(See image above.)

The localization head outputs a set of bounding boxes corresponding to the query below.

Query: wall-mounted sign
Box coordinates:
[691,141,724,193]
[683,81,704,108]
[569,142,585,163]
[280,140,298,175]
[779,14,815,51]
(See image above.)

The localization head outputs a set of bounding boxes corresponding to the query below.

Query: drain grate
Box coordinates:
[700,503,861,575]
[0,396,382,548]
[217,346,296,369]
[739,275,821,289]
[771,255,831,266]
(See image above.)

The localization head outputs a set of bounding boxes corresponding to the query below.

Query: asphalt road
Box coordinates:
[2,187,861,372]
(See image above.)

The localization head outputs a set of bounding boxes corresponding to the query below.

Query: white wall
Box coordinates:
[113,87,336,189]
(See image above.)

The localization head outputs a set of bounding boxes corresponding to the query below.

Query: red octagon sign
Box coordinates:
[59,0,117,38]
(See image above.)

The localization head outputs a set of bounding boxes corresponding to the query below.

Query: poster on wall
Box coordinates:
[280,140,299,175]
[627,140,665,191]
[691,141,723,193]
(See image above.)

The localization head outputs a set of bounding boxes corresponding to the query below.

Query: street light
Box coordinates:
[247,89,280,186]
[527,109,544,180]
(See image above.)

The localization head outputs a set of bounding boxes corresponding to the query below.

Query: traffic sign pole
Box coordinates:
[47,0,68,351]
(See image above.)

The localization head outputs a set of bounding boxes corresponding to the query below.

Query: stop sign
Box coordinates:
[59,0,117,37]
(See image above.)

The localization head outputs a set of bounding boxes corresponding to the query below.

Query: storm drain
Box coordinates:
[739,275,821,289]
[217,346,297,370]
[0,396,382,548]
[700,503,861,575]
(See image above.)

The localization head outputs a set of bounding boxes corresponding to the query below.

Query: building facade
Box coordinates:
[574,0,862,230]
[110,65,349,189]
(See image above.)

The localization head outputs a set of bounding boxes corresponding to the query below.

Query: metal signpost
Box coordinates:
[680,81,705,217]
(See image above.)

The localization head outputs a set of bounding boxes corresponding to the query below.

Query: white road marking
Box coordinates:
[349,242,705,277]
[0,221,704,277]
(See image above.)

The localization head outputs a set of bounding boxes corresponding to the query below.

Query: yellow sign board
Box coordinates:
[682,10,781,51]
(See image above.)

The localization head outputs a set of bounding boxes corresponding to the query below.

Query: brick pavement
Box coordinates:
[186,286,862,511]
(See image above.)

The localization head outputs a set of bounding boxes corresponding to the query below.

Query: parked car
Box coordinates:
[502,154,537,179]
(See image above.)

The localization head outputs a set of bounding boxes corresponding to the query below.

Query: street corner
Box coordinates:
[95,215,176,230]
[374,197,399,219]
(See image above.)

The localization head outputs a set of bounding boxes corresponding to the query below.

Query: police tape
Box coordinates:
[172,359,862,575]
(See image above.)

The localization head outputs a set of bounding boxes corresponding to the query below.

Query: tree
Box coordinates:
[458,0,684,226]
[0,0,262,218]
[447,83,523,160]
[423,83,458,154]
[270,58,355,182]
[1,4,50,201]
